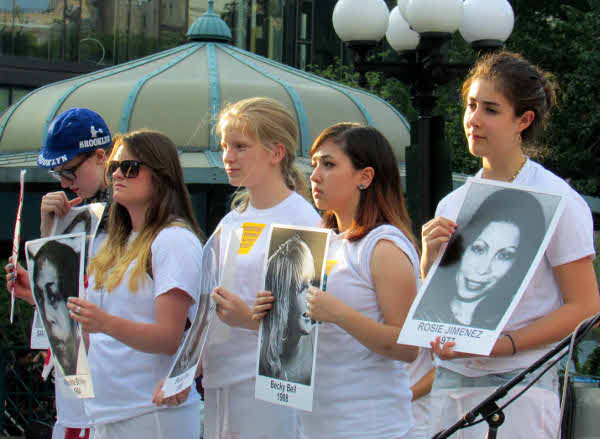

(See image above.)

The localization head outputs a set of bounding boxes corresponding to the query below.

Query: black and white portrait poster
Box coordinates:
[255,225,331,412]
[25,233,95,398]
[161,226,222,397]
[30,203,106,350]
[398,179,566,355]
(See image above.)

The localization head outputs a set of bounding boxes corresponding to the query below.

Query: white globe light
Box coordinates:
[404,0,463,33]
[386,6,420,52]
[397,0,410,19]
[460,0,514,43]
[333,0,390,42]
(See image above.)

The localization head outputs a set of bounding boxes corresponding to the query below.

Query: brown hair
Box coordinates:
[310,123,418,251]
[89,129,205,292]
[216,97,309,212]
[461,51,559,155]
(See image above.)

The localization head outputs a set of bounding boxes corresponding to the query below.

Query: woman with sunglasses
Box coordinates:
[5,107,111,439]
[66,130,205,438]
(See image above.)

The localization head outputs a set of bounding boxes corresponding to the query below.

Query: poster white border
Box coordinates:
[254,224,331,412]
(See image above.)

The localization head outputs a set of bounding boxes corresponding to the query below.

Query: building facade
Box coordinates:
[0,0,372,113]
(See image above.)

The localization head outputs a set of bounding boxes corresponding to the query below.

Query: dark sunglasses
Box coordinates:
[107,160,146,179]
[48,153,93,182]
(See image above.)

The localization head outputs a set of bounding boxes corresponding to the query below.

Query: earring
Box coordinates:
[359,184,365,190]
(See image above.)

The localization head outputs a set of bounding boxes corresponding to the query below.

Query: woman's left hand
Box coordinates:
[306,286,348,325]
[68,297,111,334]
[152,377,191,407]
[430,336,477,361]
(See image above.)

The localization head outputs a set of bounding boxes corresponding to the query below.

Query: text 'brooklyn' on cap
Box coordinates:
[38,108,112,168]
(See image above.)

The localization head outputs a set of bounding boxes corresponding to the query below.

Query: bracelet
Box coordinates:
[504,333,517,356]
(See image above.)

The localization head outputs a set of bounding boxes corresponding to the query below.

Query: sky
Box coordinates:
[0,1,54,12]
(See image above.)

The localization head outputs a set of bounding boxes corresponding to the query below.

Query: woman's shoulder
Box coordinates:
[152,223,202,251]
[359,225,420,270]
[523,160,579,194]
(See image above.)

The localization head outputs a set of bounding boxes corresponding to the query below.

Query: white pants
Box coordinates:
[409,396,431,439]
[92,401,202,439]
[204,378,298,439]
[429,385,559,438]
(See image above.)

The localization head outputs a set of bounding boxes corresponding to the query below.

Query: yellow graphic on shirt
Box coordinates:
[324,260,338,276]
[238,222,266,255]
[322,260,338,291]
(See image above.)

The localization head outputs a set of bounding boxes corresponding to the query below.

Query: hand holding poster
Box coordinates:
[160,226,222,398]
[25,233,94,398]
[255,225,331,412]
[398,179,566,355]
[10,169,26,324]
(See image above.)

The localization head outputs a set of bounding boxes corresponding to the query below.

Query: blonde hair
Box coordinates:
[89,130,205,292]
[216,97,308,212]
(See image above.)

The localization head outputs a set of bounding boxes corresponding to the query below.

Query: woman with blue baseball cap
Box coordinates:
[6,107,112,439]
[37,107,112,237]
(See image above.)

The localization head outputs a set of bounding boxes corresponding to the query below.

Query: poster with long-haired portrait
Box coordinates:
[160,226,222,397]
[31,203,106,351]
[398,179,566,355]
[255,225,331,412]
[25,233,95,398]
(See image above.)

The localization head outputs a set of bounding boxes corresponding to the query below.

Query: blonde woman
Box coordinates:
[200,97,321,439]
[67,130,205,438]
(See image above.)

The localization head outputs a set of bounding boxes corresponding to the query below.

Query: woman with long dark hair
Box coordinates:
[254,123,420,438]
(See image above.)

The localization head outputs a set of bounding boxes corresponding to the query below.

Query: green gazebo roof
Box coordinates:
[0,4,410,184]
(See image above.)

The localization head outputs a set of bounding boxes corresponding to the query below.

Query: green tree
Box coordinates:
[309,0,600,197]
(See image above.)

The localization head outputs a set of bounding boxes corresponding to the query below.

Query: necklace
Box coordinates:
[507,156,527,183]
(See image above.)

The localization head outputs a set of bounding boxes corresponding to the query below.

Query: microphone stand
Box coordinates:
[432,314,600,439]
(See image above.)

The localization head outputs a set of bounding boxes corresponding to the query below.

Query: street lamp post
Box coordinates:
[332,0,514,231]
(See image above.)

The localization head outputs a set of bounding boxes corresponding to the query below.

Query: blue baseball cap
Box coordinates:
[37,108,112,168]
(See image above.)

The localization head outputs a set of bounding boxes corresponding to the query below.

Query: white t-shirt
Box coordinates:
[85,226,203,424]
[405,348,434,439]
[435,159,595,376]
[300,225,420,439]
[201,192,320,388]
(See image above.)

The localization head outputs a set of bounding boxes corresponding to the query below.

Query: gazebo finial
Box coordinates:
[187,0,233,43]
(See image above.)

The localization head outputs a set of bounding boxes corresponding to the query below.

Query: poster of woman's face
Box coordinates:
[255,225,330,412]
[160,226,222,398]
[398,179,565,355]
[26,234,86,377]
